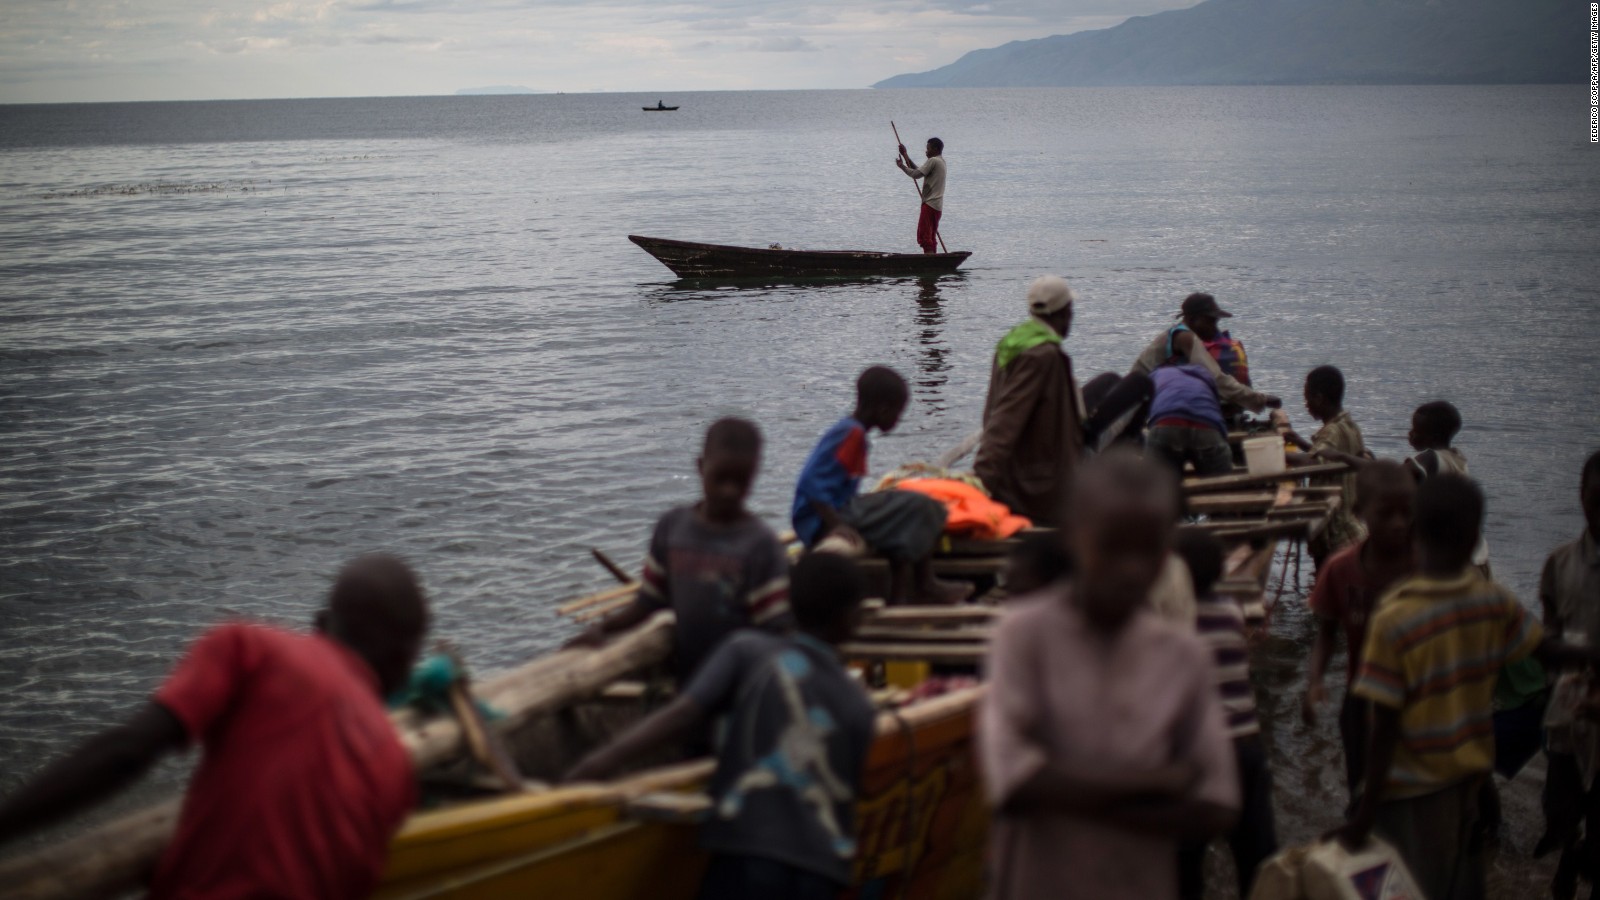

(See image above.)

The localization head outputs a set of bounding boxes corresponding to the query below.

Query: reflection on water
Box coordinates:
[912,275,954,413]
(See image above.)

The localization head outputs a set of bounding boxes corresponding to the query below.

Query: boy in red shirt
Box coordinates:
[1302,461,1415,803]
[0,553,429,899]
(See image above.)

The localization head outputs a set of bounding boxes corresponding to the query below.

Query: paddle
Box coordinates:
[590,547,634,585]
[891,121,949,254]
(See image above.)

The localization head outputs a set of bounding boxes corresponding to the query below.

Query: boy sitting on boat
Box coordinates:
[1403,400,1493,576]
[564,552,877,900]
[792,366,968,604]
[570,417,792,683]
[0,553,430,899]
[1276,364,1366,567]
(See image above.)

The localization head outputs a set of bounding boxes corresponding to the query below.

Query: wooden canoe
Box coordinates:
[643,106,679,111]
[629,235,971,279]
[0,609,987,900]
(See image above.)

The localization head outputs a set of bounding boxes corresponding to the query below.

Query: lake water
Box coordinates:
[2,86,1598,881]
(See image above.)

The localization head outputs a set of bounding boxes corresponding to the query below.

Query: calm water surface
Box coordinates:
[2,87,1598,879]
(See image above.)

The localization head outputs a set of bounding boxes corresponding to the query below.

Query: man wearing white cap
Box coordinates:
[975,276,1089,525]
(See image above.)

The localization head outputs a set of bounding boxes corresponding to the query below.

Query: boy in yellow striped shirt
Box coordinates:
[1333,473,1599,899]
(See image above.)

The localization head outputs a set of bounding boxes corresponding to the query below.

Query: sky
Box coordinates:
[0,0,1198,104]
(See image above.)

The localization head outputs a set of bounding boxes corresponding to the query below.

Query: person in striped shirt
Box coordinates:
[571,417,791,683]
[1174,529,1278,900]
[1333,474,1600,899]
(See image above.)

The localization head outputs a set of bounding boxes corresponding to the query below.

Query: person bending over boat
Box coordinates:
[975,277,1153,526]
[1145,358,1233,479]
[569,417,792,683]
[0,553,430,899]
[978,452,1239,900]
[791,366,968,605]
[896,137,946,254]
[1130,292,1279,416]
[564,552,877,900]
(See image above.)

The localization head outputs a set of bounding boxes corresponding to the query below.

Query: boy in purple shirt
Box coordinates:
[979,452,1239,899]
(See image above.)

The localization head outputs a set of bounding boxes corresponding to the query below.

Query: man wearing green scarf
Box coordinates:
[975,276,1086,526]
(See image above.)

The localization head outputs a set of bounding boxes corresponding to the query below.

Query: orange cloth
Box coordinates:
[892,477,1032,540]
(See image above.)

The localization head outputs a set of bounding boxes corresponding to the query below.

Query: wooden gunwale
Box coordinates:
[629,235,971,279]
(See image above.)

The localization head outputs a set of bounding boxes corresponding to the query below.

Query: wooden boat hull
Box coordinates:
[629,235,971,279]
[643,107,679,111]
[374,687,985,899]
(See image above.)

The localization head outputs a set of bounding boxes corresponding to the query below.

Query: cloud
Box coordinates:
[750,36,818,52]
[0,0,1202,102]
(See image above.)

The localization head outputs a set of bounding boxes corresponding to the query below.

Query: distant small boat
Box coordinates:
[643,101,678,111]
[629,235,971,279]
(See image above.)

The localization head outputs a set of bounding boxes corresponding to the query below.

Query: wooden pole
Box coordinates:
[589,548,633,585]
[891,121,949,254]
[936,429,983,469]
[556,581,638,615]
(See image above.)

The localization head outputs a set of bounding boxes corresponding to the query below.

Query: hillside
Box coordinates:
[874,0,1580,87]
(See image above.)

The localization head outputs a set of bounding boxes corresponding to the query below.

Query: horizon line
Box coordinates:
[0,82,1579,108]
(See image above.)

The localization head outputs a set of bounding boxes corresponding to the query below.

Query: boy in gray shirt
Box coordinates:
[571,417,791,682]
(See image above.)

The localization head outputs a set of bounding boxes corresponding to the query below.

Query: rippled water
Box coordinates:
[2,87,1598,869]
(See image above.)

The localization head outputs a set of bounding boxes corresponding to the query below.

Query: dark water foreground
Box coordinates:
[1,88,1597,871]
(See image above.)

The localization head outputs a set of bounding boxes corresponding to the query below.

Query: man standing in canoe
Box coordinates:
[896,137,946,254]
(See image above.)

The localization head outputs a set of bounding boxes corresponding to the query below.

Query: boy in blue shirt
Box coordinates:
[791,366,965,604]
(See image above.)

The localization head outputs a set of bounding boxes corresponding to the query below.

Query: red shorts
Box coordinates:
[916,203,942,253]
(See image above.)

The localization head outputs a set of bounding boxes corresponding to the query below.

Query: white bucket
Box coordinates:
[1242,435,1286,476]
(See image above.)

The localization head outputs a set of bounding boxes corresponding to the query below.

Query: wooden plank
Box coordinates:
[1195,520,1313,541]
[841,642,987,666]
[1225,543,1280,587]
[1182,461,1349,494]
[1214,581,1267,597]
[857,557,1005,578]
[864,606,999,626]
[854,626,993,643]
[571,595,637,623]
[625,792,713,824]
[556,582,638,615]
[941,537,1022,557]
[1187,492,1279,514]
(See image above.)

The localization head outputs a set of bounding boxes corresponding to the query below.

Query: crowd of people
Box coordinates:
[0,274,1595,900]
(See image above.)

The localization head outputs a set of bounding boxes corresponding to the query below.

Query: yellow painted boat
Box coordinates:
[375,685,984,899]
[0,609,989,900]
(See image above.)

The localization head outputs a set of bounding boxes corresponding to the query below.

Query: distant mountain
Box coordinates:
[874,0,1580,87]
[455,86,541,95]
